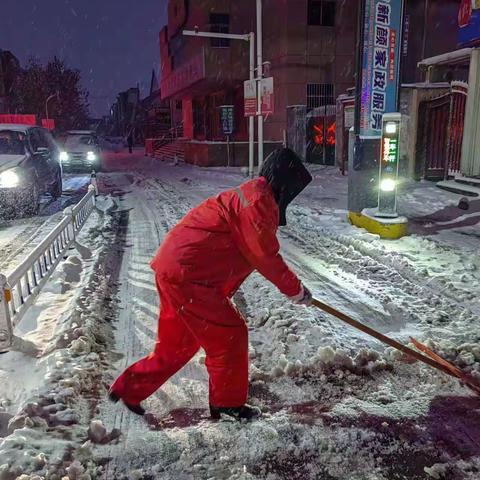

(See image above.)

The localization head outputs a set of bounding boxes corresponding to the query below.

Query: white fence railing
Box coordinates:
[0,184,97,353]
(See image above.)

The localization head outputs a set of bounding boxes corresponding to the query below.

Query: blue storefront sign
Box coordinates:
[459,1,480,47]
[359,0,404,138]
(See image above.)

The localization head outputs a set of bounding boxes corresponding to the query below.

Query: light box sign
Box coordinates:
[359,0,403,138]
[377,112,401,217]
[458,0,480,47]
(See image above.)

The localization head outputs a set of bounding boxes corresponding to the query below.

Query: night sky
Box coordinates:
[0,0,167,117]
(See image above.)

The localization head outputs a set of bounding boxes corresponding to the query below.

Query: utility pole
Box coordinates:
[256,0,264,170]
[421,0,429,65]
[249,32,255,178]
[183,29,256,177]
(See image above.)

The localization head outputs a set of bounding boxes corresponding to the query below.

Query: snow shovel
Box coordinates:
[312,297,480,396]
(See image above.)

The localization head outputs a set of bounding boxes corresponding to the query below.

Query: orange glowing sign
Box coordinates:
[313,121,336,146]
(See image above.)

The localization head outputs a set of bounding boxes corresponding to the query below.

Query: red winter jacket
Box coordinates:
[151,177,301,298]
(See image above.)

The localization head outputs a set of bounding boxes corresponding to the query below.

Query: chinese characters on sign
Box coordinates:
[458,0,480,46]
[382,137,398,169]
[219,105,235,135]
[244,80,257,117]
[360,0,403,138]
[260,77,274,115]
[244,78,275,116]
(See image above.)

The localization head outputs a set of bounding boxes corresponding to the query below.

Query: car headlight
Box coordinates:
[59,151,69,162]
[380,178,396,192]
[86,151,97,161]
[0,170,20,189]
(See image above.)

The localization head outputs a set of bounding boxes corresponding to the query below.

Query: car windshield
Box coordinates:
[65,135,96,148]
[0,130,26,155]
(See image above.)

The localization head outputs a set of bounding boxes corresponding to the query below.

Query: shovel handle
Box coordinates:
[312,298,465,381]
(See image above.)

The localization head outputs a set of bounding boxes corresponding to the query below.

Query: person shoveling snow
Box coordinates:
[109,148,313,421]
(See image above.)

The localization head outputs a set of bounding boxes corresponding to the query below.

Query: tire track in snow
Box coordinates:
[100,174,204,478]
[281,206,479,349]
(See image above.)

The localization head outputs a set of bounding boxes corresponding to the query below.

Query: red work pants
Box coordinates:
[110,274,249,407]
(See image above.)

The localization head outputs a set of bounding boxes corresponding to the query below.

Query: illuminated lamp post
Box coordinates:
[376,112,401,218]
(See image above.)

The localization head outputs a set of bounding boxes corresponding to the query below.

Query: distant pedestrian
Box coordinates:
[127,129,134,154]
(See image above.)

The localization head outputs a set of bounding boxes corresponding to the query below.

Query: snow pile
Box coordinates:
[0,203,123,479]
[242,276,393,389]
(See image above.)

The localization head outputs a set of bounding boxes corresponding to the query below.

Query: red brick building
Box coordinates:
[159,0,358,166]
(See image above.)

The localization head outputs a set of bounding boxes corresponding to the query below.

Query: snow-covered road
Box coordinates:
[0,175,92,273]
[1,153,479,480]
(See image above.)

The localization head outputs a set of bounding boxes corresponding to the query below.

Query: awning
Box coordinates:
[418,48,473,68]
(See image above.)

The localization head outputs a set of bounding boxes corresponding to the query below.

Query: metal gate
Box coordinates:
[306,105,337,165]
[417,82,468,180]
[446,82,468,175]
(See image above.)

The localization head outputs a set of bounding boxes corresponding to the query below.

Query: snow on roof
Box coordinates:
[0,124,35,132]
[418,48,472,68]
[401,82,451,89]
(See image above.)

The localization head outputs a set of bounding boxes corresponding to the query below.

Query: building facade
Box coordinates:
[110,87,140,137]
[159,0,358,166]
[401,0,462,84]
[0,50,20,114]
[335,0,465,178]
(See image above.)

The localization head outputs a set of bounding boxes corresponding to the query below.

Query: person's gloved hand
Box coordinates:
[289,284,313,307]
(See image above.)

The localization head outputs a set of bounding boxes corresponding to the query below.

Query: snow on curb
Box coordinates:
[0,197,125,480]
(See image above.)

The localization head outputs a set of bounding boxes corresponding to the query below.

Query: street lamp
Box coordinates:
[45,91,59,120]
[182,29,256,177]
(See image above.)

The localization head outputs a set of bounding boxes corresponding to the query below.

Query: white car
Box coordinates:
[60,131,102,172]
[0,124,63,217]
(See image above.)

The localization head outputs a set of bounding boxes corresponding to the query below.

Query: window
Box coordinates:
[43,130,59,153]
[210,13,230,48]
[307,83,335,110]
[308,1,336,27]
[0,130,26,155]
[29,129,48,152]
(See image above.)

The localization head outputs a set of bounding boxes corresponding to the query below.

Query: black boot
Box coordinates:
[108,390,145,416]
[210,404,261,421]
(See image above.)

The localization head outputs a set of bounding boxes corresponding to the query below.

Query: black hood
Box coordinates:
[259,148,312,226]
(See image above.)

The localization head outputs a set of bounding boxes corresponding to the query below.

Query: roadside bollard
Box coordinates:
[90,171,99,196]
[0,273,13,353]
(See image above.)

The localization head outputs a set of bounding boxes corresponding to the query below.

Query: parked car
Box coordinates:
[60,131,102,171]
[0,124,62,217]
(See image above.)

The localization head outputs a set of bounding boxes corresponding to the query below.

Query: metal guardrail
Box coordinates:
[0,183,98,353]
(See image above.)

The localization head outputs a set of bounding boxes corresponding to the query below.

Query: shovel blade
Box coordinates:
[411,337,480,396]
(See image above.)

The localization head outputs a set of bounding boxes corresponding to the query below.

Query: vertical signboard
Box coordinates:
[260,77,274,115]
[402,14,410,57]
[359,0,403,138]
[377,113,401,217]
[244,80,257,117]
[458,0,480,46]
[219,105,235,135]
